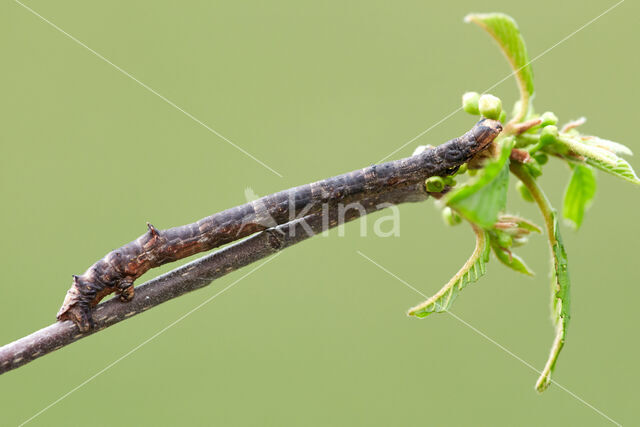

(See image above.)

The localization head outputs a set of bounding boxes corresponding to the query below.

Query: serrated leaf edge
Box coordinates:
[536,213,570,392]
[465,12,534,123]
[560,135,640,185]
[408,223,490,317]
[581,136,633,156]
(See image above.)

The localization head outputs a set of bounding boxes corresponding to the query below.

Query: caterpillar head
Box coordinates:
[471,118,503,154]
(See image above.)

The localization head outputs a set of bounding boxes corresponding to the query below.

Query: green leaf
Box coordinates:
[491,243,534,276]
[563,164,596,230]
[465,13,534,121]
[581,136,633,156]
[499,215,542,234]
[536,212,571,392]
[559,135,640,185]
[586,156,639,185]
[510,163,570,392]
[489,215,539,276]
[489,236,534,276]
[408,224,490,318]
[445,137,514,228]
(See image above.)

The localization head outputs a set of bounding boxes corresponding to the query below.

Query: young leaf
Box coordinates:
[465,13,534,122]
[581,136,633,156]
[559,135,640,185]
[408,224,490,318]
[563,164,596,230]
[445,137,514,228]
[490,240,534,276]
[498,215,542,234]
[586,156,639,185]
[511,163,571,392]
[536,212,571,392]
[489,215,539,276]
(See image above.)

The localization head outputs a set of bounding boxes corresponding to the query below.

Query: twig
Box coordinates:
[0,119,503,375]
[56,119,501,331]
[0,185,428,375]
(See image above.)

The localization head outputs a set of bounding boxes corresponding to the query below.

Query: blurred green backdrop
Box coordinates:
[1,1,638,425]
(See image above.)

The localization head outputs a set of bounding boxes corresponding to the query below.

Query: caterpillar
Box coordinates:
[57,119,502,331]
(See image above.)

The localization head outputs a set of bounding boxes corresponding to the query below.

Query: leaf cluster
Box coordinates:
[408,12,638,392]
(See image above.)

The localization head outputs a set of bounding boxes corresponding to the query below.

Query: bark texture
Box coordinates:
[1,185,428,375]
[0,119,502,375]
[58,119,502,331]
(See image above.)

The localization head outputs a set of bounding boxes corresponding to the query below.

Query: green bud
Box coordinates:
[442,207,462,226]
[462,92,480,115]
[443,176,457,187]
[539,125,559,147]
[533,152,548,165]
[512,236,529,247]
[425,176,445,193]
[498,232,513,248]
[478,94,502,120]
[455,163,468,176]
[516,181,534,202]
[526,160,543,178]
[498,110,507,123]
[540,111,558,127]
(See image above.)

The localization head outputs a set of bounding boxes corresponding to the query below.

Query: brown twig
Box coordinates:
[0,120,503,375]
[57,119,502,332]
[0,185,429,375]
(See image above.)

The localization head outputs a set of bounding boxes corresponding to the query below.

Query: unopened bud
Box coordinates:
[455,163,468,176]
[425,176,445,193]
[478,94,502,120]
[498,232,513,248]
[462,92,480,115]
[540,111,558,127]
[499,110,507,123]
[516,181,534,202]
[442,207,462,226]
[512,236,529,247]
[533,152,548,165]
[540,125,559,147]
[526,160,543,177]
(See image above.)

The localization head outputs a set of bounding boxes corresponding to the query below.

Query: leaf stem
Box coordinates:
[510,164,555,238]
[515,133,539,148]
[510,162,569,392]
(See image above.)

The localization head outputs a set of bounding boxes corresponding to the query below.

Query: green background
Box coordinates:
[1,1,638,425]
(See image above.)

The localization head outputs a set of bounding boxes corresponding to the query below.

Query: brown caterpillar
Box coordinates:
[57,119,502,331]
